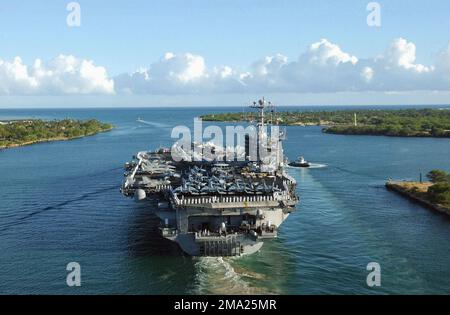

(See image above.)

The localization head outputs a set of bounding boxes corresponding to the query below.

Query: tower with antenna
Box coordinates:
[249,97,284,169]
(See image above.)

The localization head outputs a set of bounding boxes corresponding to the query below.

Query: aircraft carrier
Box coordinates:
[120,98,299,256]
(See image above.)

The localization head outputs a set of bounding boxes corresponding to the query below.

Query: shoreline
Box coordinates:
[201,118,330,127]
[202,119,450,138]
[322,129,450,138]
[200,108,450,138]
[385,181,450,216]
[0,126,113,150]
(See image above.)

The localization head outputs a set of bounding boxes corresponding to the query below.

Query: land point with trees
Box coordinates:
[0,119,113,149]
[201,108,450,137]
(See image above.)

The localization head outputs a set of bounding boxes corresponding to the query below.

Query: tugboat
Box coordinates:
[289,156,310,168]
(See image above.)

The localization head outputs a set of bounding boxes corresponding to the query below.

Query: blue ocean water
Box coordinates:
[0,106,449,294]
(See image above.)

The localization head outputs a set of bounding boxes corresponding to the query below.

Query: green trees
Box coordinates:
[426,170,450,207]
[201,108,450,137]
[0,119,113,148]
[427,182,450,206]
[427,170,450,183]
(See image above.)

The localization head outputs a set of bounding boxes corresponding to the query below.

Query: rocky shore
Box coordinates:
[386,181,450,216]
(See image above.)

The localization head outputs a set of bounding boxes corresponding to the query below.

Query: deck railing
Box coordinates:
[171,190,293,206]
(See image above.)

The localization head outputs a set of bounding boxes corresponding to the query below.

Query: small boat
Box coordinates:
[289,156,311,168]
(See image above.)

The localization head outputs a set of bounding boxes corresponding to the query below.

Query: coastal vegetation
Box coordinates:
[0,119,113,149]
[386,170,450,214]
[201,108,450,137]
[426,170,450,207]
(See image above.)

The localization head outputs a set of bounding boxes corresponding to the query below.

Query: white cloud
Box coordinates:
[234,39,362,93]
[304,38,358,66]
[2,38,450,96]
[0,57,39,94]
[0,54,114,95]
[157,52,206,83]
[115,37,450,95]
[115,52,245,94]
[384,38,430,73]
[358,38,438,91]
[361,67,374,82]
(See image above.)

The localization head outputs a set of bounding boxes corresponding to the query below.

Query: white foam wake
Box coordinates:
[191,257,263,295]
[308,163,328,169]
[288,163,328,169]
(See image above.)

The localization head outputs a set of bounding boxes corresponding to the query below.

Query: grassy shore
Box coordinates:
[386,170,450,216]
[200,108,450,137]
[0,119,113,149]
[386,181,450,216]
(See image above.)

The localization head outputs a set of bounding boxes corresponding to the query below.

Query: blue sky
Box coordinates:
[1,0,450,107]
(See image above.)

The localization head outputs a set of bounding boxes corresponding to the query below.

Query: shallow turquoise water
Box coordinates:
[0,106,449,294]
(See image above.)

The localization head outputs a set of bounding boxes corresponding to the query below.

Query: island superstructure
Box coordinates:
[120,98,299,256]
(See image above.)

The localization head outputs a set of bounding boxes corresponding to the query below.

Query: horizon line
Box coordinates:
[1,104,450,110]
